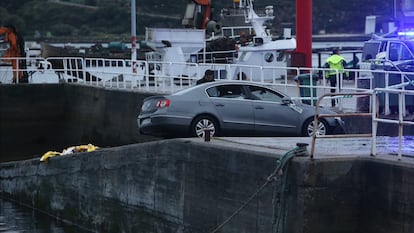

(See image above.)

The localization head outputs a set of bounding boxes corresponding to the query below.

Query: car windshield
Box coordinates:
[362,42,380,61]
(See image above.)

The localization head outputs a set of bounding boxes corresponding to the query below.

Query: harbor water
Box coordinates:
[0,198,91,233]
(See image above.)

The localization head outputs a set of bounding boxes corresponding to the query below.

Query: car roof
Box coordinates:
[198,80,271,88]
[197,80,288,95]
[171,80,287,97]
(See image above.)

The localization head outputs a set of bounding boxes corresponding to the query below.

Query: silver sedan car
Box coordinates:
[138,81,344,138]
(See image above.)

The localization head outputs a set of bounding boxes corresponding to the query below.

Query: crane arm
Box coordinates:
[0,27,19,57]
[192,0,210,6]
[192,0,211,29]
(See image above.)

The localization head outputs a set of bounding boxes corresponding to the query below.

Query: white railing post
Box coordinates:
[81,58,86,85]
[371,91,377,157]
[385,72,390,115]
[400,73,406,117]
[398,92,403,160]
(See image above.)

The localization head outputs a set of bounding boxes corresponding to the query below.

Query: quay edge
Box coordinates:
[1,138,414,232]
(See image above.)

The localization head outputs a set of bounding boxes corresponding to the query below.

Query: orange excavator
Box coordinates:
[0,24,27,83]
[182,0,221,34]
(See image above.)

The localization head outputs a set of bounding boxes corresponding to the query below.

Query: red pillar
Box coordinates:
[296,0,312,68]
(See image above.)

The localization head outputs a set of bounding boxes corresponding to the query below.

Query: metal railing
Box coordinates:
[2,56,414,104]
[310,92,374,159]
[311,86,414,160]
[371,87,414,160]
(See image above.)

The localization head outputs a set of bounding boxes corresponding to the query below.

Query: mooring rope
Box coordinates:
[210,144,308,233]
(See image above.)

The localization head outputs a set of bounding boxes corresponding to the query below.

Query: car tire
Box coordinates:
[302,118,329,137]
[191,115,219,138]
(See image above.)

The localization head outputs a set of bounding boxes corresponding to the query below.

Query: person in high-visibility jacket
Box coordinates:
[324,48,347,107]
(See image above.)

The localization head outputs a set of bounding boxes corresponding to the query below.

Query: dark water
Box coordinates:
[0,198,92,233]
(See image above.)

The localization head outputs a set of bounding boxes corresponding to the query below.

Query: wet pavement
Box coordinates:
[199,136,414,163]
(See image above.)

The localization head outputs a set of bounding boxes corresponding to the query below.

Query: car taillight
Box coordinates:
[156,99,170,108]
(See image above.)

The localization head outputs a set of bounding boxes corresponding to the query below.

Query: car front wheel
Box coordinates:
[302,118,329,137]
[191,116,219,138]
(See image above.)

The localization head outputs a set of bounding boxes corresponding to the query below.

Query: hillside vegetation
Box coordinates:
[0,0,393,42]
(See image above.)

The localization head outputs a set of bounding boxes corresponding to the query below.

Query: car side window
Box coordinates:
[248,85,284,102]
[389,42,414,61]
[207,85,246,99]
[206,87,219,97]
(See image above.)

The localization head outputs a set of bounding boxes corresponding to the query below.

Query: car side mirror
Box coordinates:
[281,97,292,105]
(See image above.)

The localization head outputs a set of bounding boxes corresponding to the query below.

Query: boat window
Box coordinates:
[277,51,285,61]
[264,52,274,63]
[247,85,284,102]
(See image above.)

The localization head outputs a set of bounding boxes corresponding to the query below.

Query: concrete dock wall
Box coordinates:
[0,139,279,232]
[1,139,414,233]
[0,84,156,162]
[288,158,414,233]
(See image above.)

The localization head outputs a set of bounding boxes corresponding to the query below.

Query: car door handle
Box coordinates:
[215,103,224,107]
[255,106,264,110]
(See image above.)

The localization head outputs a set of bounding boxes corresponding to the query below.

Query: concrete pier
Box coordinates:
[1,84,414,232]
[1,137,414,232]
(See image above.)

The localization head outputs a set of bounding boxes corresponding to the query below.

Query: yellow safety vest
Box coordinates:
[326,54,345,77]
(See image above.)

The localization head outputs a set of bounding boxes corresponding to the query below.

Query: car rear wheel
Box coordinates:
[191,116,219,138]
[302,118,329,137]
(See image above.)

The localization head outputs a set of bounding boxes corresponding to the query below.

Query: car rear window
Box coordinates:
[206,87,219,97]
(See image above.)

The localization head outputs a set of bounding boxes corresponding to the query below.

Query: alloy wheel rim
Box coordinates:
[307,121,326,136]
[195,119,215,137]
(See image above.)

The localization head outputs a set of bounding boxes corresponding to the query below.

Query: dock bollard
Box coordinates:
[295,143,309,157]
[204,129,211,142]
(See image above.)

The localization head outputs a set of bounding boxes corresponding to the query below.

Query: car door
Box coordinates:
[207,84,254,135]
[246,85,301,135]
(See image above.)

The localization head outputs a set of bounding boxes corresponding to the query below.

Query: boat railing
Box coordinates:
[0,56,71,84]
[218,26,254,40]
[220,7,246,17]
[45,57,86,83]
[188,49,238,64]
[3,56,414,116]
